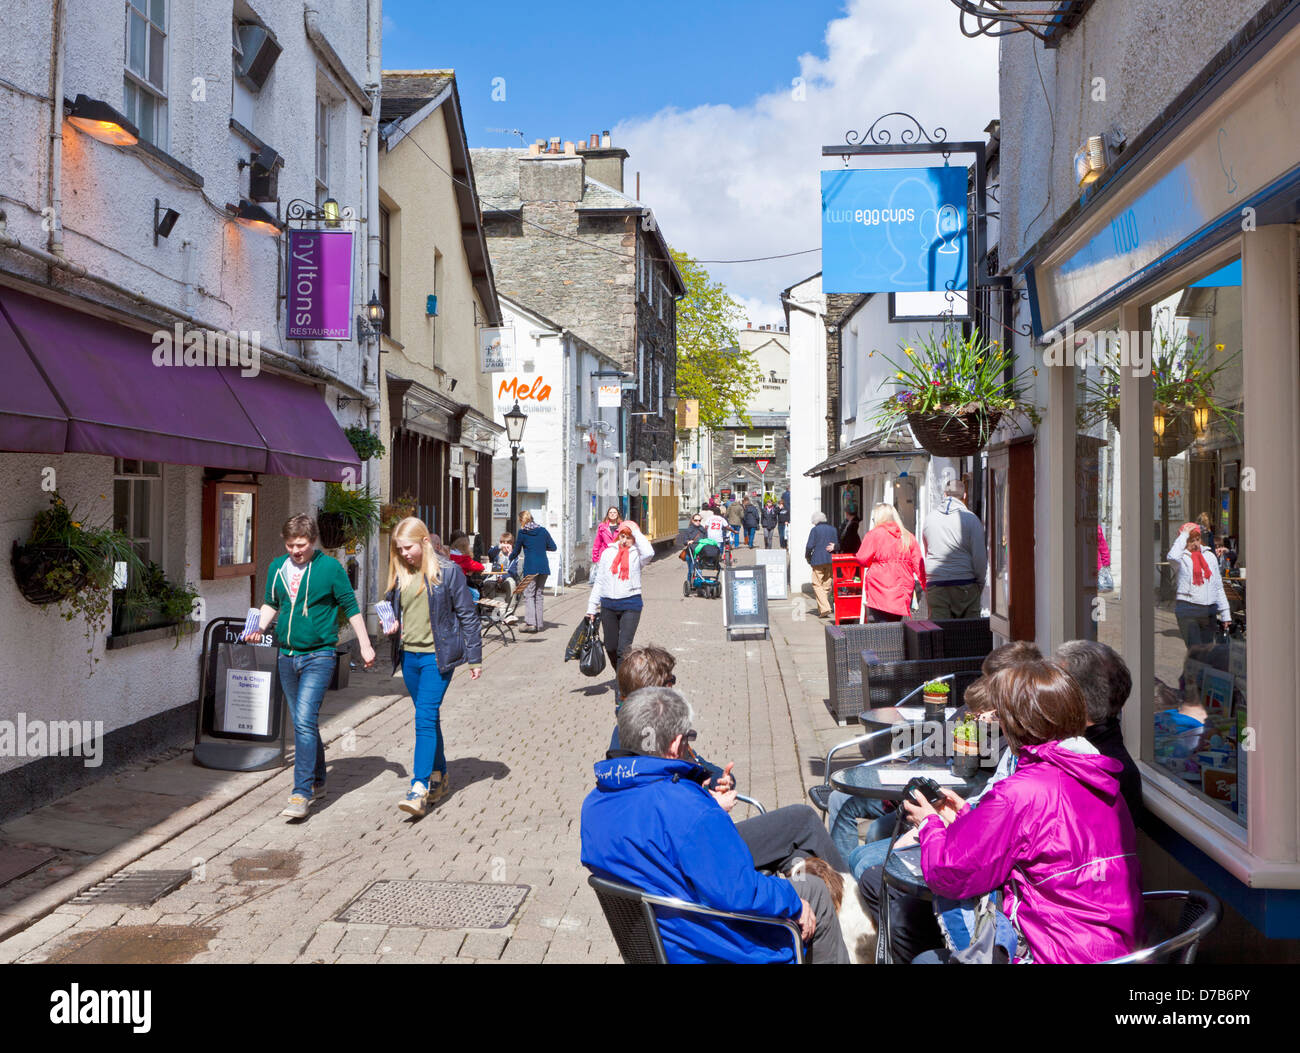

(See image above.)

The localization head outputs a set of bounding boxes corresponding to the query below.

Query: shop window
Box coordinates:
[201,479,258,579]
[1074,325,1124,647]
[113,459,163,586]
[124,0,168,150]
[1140,261,1245,828]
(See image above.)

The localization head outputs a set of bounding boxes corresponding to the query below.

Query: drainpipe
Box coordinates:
[561,334,573,586]
[47,0,66,258]
[364,0,381,397]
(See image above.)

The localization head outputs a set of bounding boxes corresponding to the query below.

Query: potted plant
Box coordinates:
[871,326,1038,457]
[951,714,982,778]
[380,491,417,533]
[1078,331,1239,458]
[344,426,386,463]
[113,560,200,644]
[11,492,145,659]
[922,678,951,722]
[317,483,381,550]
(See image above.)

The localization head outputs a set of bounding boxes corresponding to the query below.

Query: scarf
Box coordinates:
[1189,546,1211,586]
[610,522,636,580]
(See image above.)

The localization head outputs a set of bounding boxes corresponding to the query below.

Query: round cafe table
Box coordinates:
[858,706,959,731]
[829,760,989,802]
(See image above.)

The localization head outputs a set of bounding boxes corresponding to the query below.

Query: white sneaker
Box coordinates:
[399,782,429,817]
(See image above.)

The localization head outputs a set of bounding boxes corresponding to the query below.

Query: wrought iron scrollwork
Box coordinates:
[845,112,948,148]
[284,198,358,226]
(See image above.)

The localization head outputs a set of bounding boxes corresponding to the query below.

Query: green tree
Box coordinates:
[671,247,760,431]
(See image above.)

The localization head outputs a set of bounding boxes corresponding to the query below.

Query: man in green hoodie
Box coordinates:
[246,514,376,819]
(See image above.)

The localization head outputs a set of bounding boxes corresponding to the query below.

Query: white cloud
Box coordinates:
[616,0,999,314]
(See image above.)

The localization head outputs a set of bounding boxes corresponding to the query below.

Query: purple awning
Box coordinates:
[0,287,361,481]
[0,299,68,453]
[223,370,361,482]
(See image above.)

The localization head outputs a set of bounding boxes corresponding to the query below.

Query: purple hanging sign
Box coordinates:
[287,229,354,340]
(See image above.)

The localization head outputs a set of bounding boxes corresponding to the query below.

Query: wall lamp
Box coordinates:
[153,199,180,244]
[225,199,282,236]
[1074,134,1108,187]
[66,93,139,146]
[357,290,385,346]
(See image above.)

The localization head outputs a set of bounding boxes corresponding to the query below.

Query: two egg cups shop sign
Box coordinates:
[821,166,968,294]
[286,229,355,341]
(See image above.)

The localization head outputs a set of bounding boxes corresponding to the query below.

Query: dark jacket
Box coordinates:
[742,504,759,529]
[760,505,778,529]
[805,522,839,566]
[776,504,790,526]
[516,522,557,576]
[386,559,483,675]
[1085,717,1143,820]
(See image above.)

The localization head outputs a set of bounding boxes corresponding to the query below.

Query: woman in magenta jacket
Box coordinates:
[855,503,925,621]
[904,659,1144,963]
[591,505,620,565]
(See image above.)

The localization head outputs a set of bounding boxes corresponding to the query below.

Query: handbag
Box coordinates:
[578,618,607,677]
[564,618,592,662]
[1097,566,1114,592]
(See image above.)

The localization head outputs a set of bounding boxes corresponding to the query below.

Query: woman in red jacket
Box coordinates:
[855,503,925,622]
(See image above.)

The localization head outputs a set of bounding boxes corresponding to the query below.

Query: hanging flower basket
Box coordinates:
[317,512,348,550]
[11,541,89,605]
[907,409,1004,458]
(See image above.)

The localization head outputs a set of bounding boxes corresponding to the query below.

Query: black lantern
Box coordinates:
[504,400,528,527]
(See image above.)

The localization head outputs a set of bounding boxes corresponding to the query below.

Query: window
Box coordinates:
[315,94,331,204]
[124,0,167,150]
[658,278,667,321]
[734,432,775,455]
[378,205,392,337]
[657,362,663,418]
[1141,262,1245,829]
[647,260,655,308]
[637,342,644,404]
[113,459,163,585]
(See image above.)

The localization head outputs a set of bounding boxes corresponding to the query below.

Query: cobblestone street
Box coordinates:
[0,547,839,964]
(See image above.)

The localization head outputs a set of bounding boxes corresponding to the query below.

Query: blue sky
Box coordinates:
[381,1,1000,317]
[382,0,850,148]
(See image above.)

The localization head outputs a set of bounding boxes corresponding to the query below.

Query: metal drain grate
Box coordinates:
[336,880,530,929]
[70,869,192,906]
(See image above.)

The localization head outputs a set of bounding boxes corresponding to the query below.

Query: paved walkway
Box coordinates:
[0,545,841,964]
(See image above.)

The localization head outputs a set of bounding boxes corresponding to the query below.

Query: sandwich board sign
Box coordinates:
[722,566,769,641]
[755,548,788,599]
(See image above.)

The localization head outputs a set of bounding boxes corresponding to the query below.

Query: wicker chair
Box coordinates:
[935,618,994,660]
[860,651,987,711]
[824,622,907,725]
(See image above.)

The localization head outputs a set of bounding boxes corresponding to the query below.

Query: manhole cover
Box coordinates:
[70,869,191,906]
[46,925,217,964]
[231,851,300,882]
[336,880,530,929]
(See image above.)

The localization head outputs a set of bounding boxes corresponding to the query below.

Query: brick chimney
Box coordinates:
[583,129,629,192]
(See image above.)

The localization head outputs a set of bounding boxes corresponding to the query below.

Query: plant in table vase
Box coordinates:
[11,492,145,663]
[870,326,1039,458]
[922,678,951,722]
[318,483,381,550]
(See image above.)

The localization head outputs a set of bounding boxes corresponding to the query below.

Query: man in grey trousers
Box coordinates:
[922,479,987,619]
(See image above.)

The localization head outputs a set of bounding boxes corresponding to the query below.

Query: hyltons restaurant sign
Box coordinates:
[287,229,354,340]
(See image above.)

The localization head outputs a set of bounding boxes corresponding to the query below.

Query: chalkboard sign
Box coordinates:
[193,617,287,772]
[722,566,769,640]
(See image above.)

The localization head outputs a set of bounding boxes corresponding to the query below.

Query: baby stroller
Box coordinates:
[684,537,723,598]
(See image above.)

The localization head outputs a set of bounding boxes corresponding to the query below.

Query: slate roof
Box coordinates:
[379,71,454,129]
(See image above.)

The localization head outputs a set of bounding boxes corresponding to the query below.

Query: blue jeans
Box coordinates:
[827,789,893,860]
[730,527,741,547]
[401,651,453,787]
[848,837,894,883]
[744,526,756,546]
[279,649,336,797]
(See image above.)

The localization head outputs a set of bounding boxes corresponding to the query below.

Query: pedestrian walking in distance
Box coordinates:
[760,499,779,549]
[516,509,557,632]
[591,505,620,566]
[384,517,482,818]
[587,520,655,711]
[922,479,987,619]
[742,497,760,548]
[805,510,839,618]
[725,496,744,548]
[244,514,376,821]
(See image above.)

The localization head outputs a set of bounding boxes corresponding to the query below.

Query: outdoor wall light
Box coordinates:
[66,93,139,146]
[366,291,384,329]
[226,199,282,236]
[322,197,341,228]
[153,199,180,244]
[1152,412,1168,440]
[1193,398,1211,436]
[1074,134,1108,187]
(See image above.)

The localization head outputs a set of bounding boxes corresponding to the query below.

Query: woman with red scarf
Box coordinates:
[855,502,926,622]
[587,520,655,708]
[1168,522,1231,646]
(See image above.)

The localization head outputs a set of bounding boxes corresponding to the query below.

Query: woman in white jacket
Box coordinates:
[587,520,655,706]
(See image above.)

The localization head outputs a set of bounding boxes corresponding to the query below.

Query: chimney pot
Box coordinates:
[601,130,611,148]
[564,141,575,154]
[589,133,599,149]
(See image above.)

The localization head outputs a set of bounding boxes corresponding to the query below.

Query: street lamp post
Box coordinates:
[503,400,527,528]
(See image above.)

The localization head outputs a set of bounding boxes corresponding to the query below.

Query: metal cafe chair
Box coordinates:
[587,873,804,964]
[808,675,953,824]
[1102,890,1222,964]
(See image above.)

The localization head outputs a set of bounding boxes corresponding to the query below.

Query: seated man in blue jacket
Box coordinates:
[581,686,850,964]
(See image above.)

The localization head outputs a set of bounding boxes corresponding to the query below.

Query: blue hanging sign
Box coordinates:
[821,167,968,294]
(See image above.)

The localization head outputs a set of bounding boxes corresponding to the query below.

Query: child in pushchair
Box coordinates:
[684,536,723,598]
